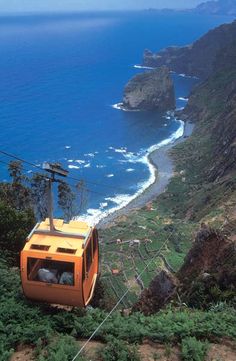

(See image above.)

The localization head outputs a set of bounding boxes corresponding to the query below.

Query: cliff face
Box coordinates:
[155,35,236,223]
[181,43,236,184]
[143,20,236,79]
[123,66,175,111]
[133,227,236,315]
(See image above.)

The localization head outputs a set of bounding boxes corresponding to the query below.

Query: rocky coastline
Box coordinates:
[98,120,194,228]
[122,66,175,111]
[143,20,236,79]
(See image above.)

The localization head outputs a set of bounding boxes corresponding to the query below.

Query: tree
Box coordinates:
[30,173,48,221]
[7,161,31,211]
[58,181,76,222]
[0,201,35,260]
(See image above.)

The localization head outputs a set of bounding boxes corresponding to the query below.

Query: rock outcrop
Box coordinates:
[133,270,178,315]
[133,227,236,315]
[143,20,236,79]
[122,66,175,111]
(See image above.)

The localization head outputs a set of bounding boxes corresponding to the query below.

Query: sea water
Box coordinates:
[0,11,233,223]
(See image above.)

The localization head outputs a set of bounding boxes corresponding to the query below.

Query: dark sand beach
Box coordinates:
[98,121,194,228]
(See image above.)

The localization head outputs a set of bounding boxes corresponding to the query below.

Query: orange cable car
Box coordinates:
[21,218,99,307]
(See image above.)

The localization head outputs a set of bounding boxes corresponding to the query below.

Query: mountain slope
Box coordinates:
[143,20,236,79]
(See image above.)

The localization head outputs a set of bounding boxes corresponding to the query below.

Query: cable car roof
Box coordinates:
[24,218,92,257]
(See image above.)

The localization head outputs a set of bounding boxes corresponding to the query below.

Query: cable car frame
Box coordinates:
[21,218,99,307]
[21,162,99,307]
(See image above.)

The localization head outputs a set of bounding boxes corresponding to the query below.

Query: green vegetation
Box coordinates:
[0,201,35,262]
[1,53,236,359]
[99,210,196,305]
[99,337,140,361]
[181,337,209,361]
[35,335,83,361]
[0,257,235,358]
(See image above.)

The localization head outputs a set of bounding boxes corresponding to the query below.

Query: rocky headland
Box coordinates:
[143,20,236,79]
[122,66,175,111]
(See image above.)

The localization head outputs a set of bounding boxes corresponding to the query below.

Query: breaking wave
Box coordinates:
[78,118,185,225]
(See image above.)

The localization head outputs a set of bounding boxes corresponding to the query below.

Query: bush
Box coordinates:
[100,337,140,361]
[181,337,208,361]
[0,342,13,361]
[0,201,35,259]
[36,335,85,361]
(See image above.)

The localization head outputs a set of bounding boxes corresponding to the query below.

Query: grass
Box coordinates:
[1,259,235,358]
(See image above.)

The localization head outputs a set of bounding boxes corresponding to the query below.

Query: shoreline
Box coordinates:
[98,120,194,228]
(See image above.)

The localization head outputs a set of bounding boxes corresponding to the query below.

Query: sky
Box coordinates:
[0,0,205,13]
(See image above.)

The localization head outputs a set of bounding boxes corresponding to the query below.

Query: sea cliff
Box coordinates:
[122,66,175,111]
[143,20,236,79]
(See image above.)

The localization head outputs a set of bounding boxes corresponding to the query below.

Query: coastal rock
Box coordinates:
[132,270,179,315]
[177,226,236,308]
[122,66,175,111]
[143,20,236,79]
[133,227,236,314]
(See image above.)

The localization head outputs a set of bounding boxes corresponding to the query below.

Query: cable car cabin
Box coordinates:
[21,219,99,307]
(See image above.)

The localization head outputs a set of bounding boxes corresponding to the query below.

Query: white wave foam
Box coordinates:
[100,202,108,209]
[112,103,140,112]
[84,162,91,168]
[126,168,135,172]
[178,73,199,80]
[78,118,185,226]
[134,64,155,70]
[96,164,106,169]
[112,102,123,110]
[109,146,127,153]
[106,174,114,178]
[84,153,95,157]
[178,97,188,101]
[75,159,86,164]
[68,165,80,169]
[68,159,74,163]
[115,148,127,154]
[65,145,71,149]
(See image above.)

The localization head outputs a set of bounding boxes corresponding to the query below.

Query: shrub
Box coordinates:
[181,337,209,361]
[36,335,85,361]
[0,201,34,259]
[0,342,13,361]
[99,337,140,361]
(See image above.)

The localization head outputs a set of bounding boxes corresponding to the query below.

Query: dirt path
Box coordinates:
[11,339,236,361]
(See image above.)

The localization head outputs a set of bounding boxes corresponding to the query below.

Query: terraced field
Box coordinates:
[98,204,197,307]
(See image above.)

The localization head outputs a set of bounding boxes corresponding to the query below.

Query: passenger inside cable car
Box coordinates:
[27,258,74,285]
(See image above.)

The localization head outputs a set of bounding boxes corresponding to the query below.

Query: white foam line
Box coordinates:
[134,64,155,70]
[111,103,141,112]
[77,118,185,226]
[178,73,199,80]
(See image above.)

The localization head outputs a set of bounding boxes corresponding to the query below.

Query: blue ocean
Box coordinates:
[0,11,233,223]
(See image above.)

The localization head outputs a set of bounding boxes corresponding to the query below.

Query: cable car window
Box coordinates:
[93,231,97,256]
[86,239,92,272]
[27,258,74,286]
[57,247,76,254]
[30,244,50,251]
